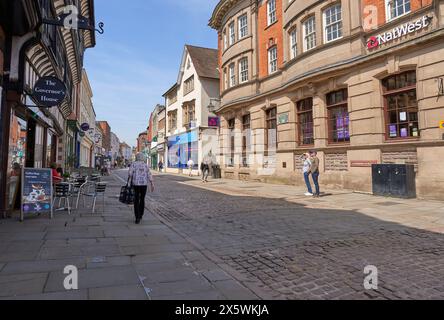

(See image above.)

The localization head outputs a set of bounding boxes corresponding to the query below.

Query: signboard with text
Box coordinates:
[367,15,432,50]
[21,168,53,221]
[32,76,67,107]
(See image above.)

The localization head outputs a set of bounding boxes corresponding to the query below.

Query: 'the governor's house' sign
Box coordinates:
[367,15,432,50]
[32,76,67,107]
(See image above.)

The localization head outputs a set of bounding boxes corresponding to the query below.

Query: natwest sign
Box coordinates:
[367,15,432,50]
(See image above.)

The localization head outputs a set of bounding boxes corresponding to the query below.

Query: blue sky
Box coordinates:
[84,0,219,147]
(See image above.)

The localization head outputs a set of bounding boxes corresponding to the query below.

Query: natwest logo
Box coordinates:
[367,15,432,50]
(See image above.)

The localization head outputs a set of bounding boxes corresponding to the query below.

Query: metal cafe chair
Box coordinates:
[52,183,72,215]
[71,177,88,210]
[81,182,107,214]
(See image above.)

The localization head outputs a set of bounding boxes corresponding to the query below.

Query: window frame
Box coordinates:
[268,46,278,75]
[326,89,350,144]
[182,102,196,126]
[267,0,277,26]
[228,118,236,167]
[289,28,297,60]
[242,114,251,167]
[183,75,195,96]
[239,58,249,84]
[229,63,236,87]
[303,16,317,52]
[297,98,315,146]
[265,107,277,156]
[385,0,411,22]
[382,71,419,141]
[238,14,248,39]
[323,3,343,44]
[168,110,178,132]
[229,21,236,46]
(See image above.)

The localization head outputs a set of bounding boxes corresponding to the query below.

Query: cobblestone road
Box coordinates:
[119,171,444,300]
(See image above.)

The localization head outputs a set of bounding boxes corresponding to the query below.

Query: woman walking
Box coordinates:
[128,153,155,224]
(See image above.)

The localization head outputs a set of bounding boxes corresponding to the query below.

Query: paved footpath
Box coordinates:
[114,170,444,300]
[0,174,257,300]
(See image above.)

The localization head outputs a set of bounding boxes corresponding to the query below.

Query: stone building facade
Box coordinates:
[163,45,220,174]
[210,0,444,199]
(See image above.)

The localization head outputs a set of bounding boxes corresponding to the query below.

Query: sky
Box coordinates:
[84,0,219,147]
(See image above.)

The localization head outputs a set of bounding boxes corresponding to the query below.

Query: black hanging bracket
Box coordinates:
[42,9,104,34]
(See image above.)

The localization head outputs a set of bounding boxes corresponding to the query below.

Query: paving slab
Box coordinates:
[89,285,148,300]
[144,278,215,298]
[0,258,87,275]
[0,251,39,263]
[0,272,48,298]
[154,290,225,300]
[202,270,233,282]
[211,280,258,300]
[2,290,88,300]
[45,230,104,240]
[86,255,132,269]
[45,265,140,292]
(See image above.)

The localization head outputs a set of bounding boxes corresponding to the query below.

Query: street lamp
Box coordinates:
[208,98,221,113]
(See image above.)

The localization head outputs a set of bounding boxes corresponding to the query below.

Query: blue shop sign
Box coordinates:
[167,130,198,147]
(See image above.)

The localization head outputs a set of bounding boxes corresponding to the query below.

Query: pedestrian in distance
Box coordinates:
[187,159,194,177]
[158,161,164,173]
[128,153,155,224]
[201,160,210,183]
[309,150,321,197]
[302,153,313,196]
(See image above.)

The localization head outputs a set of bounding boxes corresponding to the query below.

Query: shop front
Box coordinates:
[5,99,62,214]
[167,129,199,171]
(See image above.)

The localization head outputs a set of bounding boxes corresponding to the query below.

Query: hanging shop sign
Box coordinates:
[81,123,90,132]
[208,117,220,127]
[439,121,444,129]
[32,76,67,107]
[21,168,53,221]
[367,15,433,50]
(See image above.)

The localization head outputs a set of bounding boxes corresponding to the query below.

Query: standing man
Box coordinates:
[309,151,321,197]
[187,158,194,177]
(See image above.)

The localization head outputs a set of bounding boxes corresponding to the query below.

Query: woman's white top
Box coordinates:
[129,161,153,186]
[303,159,312,174]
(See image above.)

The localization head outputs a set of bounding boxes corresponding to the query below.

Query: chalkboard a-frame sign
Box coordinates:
[21,168,53,221]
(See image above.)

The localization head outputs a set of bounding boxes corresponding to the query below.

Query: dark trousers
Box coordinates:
[202,169,209,181]
[311,172,320,196]
[133,186,147,219]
